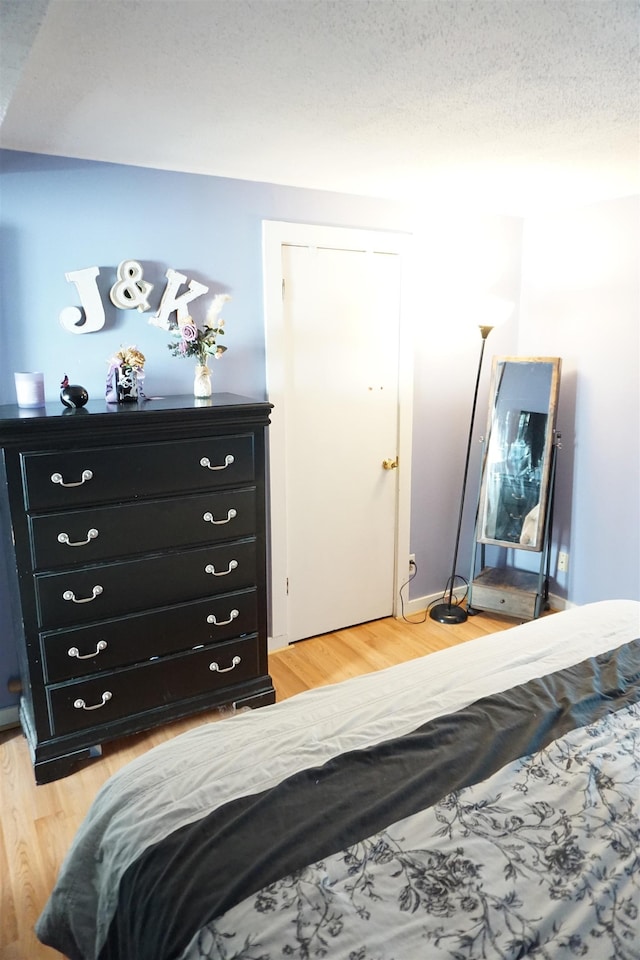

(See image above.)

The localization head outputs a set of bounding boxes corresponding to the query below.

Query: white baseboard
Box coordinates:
[547,592,576,613]
[268,633,289,653]
[270,591,576,648]
[0,704,19,731]
[398,589,575,621]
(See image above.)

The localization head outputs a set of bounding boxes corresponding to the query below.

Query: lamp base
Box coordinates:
[429,602,468,625]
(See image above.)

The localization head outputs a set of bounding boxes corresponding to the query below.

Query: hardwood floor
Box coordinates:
[0,609,519,960]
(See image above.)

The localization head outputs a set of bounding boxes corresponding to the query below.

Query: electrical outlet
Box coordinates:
[409,553,416,571]
[558,551,569,573]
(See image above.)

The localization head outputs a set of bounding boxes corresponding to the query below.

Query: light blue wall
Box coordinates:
[409,218,522,604]
[519,196,640,605]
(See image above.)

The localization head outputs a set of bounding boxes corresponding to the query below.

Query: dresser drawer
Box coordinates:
[41,588,258,682]
[21,434,255,510]
[29,488,257,570]
[48,635,261,737]
[35,539,257,629]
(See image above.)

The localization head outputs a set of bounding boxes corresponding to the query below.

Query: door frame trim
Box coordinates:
[262,220,414,649]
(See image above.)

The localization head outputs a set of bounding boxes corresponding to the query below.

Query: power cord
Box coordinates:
[399,559,470,624]
[399,559,428,623]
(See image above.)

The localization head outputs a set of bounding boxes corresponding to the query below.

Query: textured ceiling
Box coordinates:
[1,0,638,215]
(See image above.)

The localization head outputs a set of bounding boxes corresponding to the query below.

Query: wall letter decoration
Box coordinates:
[109,260,154,312]
[148,268,209,331]
[59,266,106,334]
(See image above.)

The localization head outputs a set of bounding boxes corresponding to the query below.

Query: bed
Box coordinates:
[37,599,640,960]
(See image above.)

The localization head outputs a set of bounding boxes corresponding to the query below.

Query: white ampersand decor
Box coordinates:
[109,260,154,312]
[59,266,106,334]
[148,268,209,331]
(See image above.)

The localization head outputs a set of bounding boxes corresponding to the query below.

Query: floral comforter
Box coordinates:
[36,601,640,960]
[198,691,640,960]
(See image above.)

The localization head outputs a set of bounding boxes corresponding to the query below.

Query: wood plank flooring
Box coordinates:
[0,609,520,960]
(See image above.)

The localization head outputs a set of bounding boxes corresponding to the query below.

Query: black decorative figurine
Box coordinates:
[60,374,89,409]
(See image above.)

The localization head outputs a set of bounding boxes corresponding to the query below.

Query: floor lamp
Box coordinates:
[429,323,495,625]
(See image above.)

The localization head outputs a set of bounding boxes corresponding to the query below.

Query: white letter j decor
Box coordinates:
[59,266,106,334]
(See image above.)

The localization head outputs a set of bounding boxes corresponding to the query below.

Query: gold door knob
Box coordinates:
[382,457,398,470]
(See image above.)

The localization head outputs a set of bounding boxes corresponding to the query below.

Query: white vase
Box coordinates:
[193,362,212,399]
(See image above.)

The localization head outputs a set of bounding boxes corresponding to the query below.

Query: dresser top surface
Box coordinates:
[0,393,272,445]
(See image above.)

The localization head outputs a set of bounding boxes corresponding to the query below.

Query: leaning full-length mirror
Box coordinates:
[478,357,561,550]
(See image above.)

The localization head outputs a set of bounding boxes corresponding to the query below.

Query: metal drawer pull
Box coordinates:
[200,454,234,471]
[73,690,112,710]
[50,469,93,487]
[203,509,237,525]
[209,655,241,674]
[63,585,103,603]
[207,608,239,626]
[68,640,108,659]
[58,528,99,547]
[204,560,238,577]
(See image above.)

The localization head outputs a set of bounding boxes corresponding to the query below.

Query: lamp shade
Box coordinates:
[477,296,514,329]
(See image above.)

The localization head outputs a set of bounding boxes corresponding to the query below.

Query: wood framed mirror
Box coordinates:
[477,357,561,552]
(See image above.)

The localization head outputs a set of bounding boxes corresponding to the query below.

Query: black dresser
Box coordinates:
[0,394,275,783]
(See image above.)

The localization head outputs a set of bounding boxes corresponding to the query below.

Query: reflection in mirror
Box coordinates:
[478,358,561,550]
